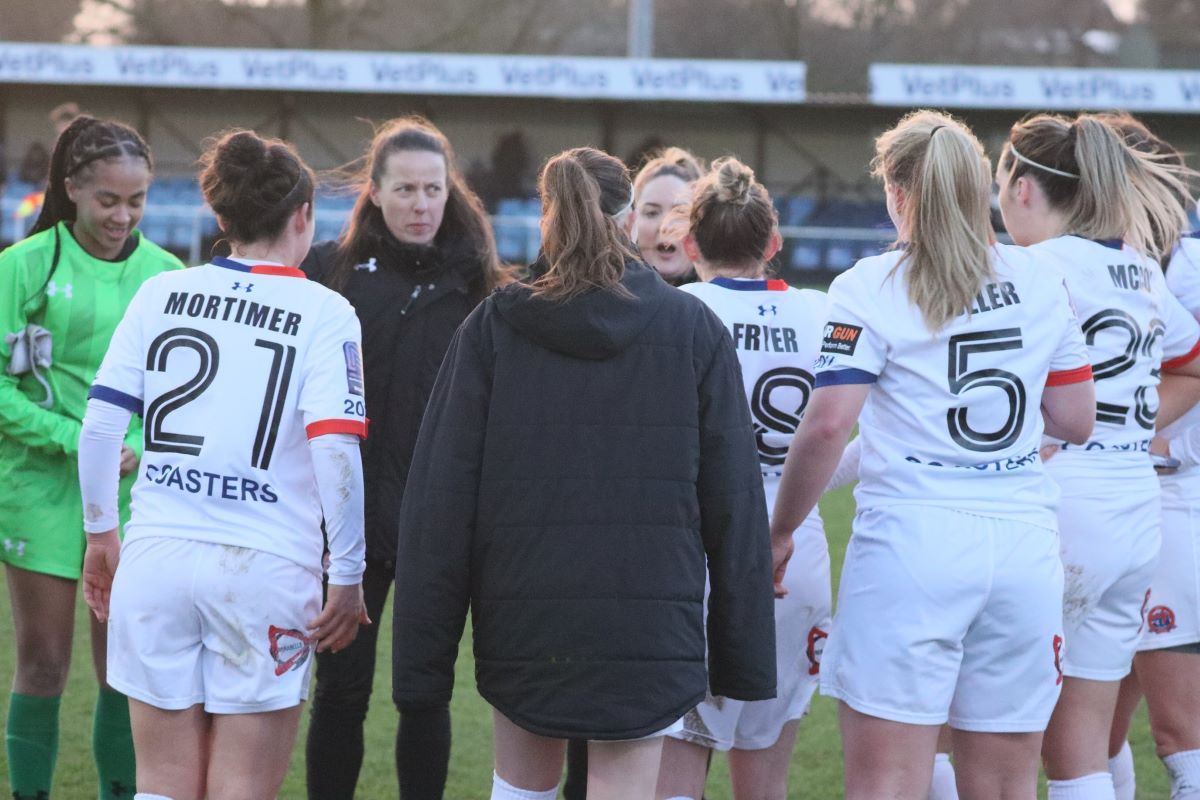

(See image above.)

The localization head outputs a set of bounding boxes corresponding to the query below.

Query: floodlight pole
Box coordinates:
[628,0,654,58]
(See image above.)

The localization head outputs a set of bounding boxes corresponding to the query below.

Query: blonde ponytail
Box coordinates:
[534,147,636,301]
[1003,114,1197,262]
[873,110,995,331]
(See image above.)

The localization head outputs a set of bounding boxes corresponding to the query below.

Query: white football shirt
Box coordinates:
[90,256,367,575]
[814,244,1091,529]
[1031,236,1200,455]
[1158,233,1200,496]
[681,277,827,518]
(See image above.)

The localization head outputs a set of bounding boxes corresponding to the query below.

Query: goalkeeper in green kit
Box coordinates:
[0,116,181,800]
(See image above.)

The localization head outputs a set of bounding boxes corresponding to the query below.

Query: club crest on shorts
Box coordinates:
[821,322,862,356]
[1147,605,1177,634]
[1053,634,1064,686]
[806,626,828,676]
[268,625,313,677]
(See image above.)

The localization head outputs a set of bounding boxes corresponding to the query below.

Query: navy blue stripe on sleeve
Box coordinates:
[815,368,877,387]
[88,385,144,415]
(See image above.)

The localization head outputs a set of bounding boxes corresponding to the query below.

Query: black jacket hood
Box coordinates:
[492,259,667,360]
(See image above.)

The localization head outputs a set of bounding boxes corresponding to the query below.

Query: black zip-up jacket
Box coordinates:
[391,259,777,738]
[301,231,483,563]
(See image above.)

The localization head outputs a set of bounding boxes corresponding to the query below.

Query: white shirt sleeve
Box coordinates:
[78,397,134,533]
[814,270,886,387]
[309,432,365,585]
[298,297,368,441]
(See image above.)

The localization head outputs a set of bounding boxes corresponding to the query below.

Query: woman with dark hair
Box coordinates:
[0,115,181,800]
[79,128,369,799]
[301,116,503,800]
[392,146,776,800]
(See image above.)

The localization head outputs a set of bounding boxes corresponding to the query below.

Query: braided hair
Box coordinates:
[28,115,153,238]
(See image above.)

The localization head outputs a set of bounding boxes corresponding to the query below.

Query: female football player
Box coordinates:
[773,110,1097,799]
[0,115,181,800]
[79,129,369,800]
[654,156,832,800]
[996,112,1200,800]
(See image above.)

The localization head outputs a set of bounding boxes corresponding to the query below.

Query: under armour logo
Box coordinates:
[757,304,777,317]
[2,538,27,558]
[355,257,378,272]
[46,280,73,299]
[232,282,253,292]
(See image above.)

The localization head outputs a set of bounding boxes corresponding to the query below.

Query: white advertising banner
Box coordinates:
[871,63,1200,113]
[0,42,806,104]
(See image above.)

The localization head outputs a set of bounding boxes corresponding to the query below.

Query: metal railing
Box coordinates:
[1,198,897,275]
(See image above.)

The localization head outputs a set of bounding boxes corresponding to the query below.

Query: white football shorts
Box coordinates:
[1050,456,1161,679]
[1139,475,1200,650]
[820,506,1064,733]
[107,536,323,714]
[673,516,832,751]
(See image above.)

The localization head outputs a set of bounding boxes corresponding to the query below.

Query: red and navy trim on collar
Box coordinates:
[1089,238,1124,251]
[710,277,789,291]
[211,256,305,279]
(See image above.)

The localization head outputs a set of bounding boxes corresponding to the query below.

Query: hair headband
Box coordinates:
[1008,144,1079,179]
[608,187,635,218]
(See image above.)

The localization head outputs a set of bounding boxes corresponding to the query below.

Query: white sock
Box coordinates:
[490,771,558,800]
[928,752,959,800]
[1109,740,1135,800]
[1047,772,1116,800]
[135,795,176,800]
[1164,749,1200,800]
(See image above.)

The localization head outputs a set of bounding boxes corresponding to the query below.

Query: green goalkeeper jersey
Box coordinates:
[0,222,183,578]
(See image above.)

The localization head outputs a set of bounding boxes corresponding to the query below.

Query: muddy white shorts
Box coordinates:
[1049,454,1161,680]
[1139,474,1200,650]
[107,536,322,714]
[673,516,831,751]
[820,506,1064,733]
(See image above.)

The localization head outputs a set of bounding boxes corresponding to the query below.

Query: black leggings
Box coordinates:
[305,558,452,800]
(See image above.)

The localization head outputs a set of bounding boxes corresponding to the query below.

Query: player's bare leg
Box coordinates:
[1136,649,1200,756]
[727,719,800,800]
[588,735,664,800]
[491,707,565,796]
[128,699,209,800]
[952,729,1042,799]
[1109,672,1141,757]
[1042,676,1121,780]
[656,736,711,799]
[206,704,303,800]
[839,703,940,800]
[6,564,76,696]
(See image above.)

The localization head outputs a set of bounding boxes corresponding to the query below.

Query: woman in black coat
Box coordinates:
[392,147,777,800]
[302,116,501,800]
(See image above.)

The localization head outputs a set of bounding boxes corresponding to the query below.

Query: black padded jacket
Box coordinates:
[391,259,777,738]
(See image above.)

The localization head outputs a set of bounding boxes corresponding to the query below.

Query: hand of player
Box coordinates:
[310,582,372,654]
[119,445,138,478]
[771,534,794,599]
[1039,443,1060,463]
[82,529,121,623]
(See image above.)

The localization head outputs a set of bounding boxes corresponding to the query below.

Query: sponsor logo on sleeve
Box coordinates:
[821,322,863,356]
[343,341,365,396]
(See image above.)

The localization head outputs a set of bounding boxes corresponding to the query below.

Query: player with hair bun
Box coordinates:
[78,129,369,800]
[773,109,1097,799]
[653,156,832,800]
[1,114,181,800]
[996,112,1200,800]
